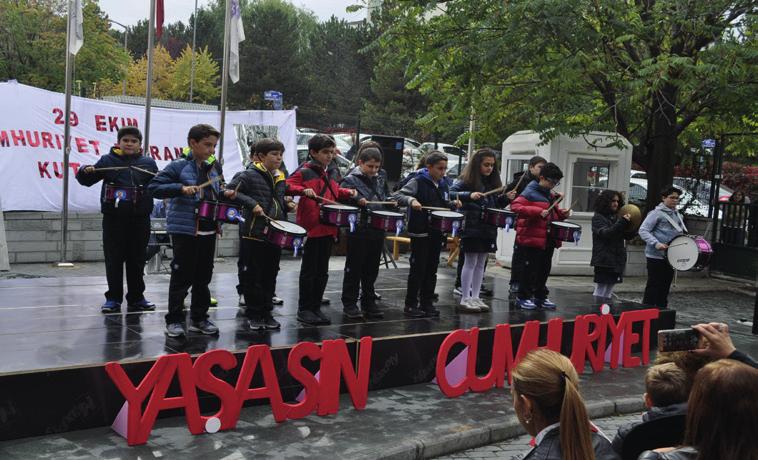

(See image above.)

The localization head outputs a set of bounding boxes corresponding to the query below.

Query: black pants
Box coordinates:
[510,243,526,293]
[342,234,384,309]
[166,233,216,324]
[298,236,334,312]
[643,257,675,308]
[405,233,443,308]
[102,213,151,303]
[518,246,554,300]
[240,239,281,318]
[236,248,244,295]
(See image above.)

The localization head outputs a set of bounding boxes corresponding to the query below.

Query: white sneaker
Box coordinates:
[473,298,490,312]
[238,294,246,306]
[457,298,481,313]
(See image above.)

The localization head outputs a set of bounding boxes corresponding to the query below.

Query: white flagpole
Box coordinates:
[144,0,157,156]
[58,0,78,267]
[218,0,232,166]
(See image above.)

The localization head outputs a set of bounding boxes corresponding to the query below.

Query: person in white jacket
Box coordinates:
[638,186,686,308]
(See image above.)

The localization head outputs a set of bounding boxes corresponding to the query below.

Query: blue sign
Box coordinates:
[264,90,283,110]
[702,139,716,148]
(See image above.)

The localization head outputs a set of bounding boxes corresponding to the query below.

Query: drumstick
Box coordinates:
[509,173,526,193]
[197,176,222,189]
[545,195,565,213]
[314,195,339,205]
[564,200,578,212]
[667,242,689,248]
[129,166,157,176]
[365,201,398,205]
[421,206,451,211]
[482,186,505,197]
[91,166,129,172]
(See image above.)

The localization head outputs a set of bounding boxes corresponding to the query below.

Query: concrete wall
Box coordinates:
[3,212,240,264]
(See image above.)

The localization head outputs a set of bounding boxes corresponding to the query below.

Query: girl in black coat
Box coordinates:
[591,190,631,302]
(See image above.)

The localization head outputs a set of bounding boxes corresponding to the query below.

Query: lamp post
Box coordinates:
[107,19,129,95]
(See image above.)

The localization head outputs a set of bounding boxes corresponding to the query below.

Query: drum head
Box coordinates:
[270,220,306,234]
[323,204,358,211]
[666,236,699,271]
[551,221,581,229]
[371,210,403,217]
[431,211,463,218]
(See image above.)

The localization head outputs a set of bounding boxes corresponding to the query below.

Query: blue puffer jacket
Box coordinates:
[638,203,686,259]
[147,154,223,236]
[393,168,457,236]
[450,177,508,240]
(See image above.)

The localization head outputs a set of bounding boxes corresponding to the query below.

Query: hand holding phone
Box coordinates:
[658,328,700,353]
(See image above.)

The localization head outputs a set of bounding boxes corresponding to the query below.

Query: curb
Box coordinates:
[373,397,646,460]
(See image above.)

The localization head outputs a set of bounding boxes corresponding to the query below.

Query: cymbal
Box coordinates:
[619,204,642,232]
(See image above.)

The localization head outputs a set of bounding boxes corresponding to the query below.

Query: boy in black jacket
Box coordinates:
[76,126,158,313]
[227,139,288,331]
[340,145,390,320]
[394,151,462,318]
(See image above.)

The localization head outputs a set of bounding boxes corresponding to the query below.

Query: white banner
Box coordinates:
[0,81,297,212]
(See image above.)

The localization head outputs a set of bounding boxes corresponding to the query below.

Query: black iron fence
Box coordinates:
[714,202,757,247]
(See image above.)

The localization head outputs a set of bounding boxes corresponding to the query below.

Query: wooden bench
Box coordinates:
[385,235,460,266]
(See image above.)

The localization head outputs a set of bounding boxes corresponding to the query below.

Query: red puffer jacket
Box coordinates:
[510,180,567,249]
[286,161,355,238]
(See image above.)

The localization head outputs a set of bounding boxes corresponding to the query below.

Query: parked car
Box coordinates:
[628,177,719,218]
[672,177,736,204]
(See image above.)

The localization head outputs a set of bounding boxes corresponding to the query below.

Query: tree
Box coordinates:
[122,45,174,99]
[170,45,220,103]
[379,0,757,210]
[0,0,129,95]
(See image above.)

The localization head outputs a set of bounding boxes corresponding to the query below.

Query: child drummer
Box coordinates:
[509,162,569,310]
[227,139,288,330]
[339,143,393,320]
[75,126,158,313]
[148,124,235,337]
[393,151,462,318]
[286,134,357,325]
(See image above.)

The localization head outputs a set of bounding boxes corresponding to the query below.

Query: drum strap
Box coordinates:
[660,211,688,234]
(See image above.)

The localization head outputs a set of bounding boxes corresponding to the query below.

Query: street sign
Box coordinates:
[702,139,716,148]
[264,90,283,110]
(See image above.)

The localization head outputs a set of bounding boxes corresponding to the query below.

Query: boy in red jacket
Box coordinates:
[287,134,357,325]
[510,163,569,310]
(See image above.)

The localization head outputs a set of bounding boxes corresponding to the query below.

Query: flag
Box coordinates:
[156,0,165,40]
[229,0,246,83]
[68,0,84,55]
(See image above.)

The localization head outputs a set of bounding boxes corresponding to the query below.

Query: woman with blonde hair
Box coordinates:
[511,349,619,460]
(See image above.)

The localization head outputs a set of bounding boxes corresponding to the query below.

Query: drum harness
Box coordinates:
[660,211,688,287]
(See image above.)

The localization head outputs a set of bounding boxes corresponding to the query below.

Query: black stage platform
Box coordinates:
[0,268,675,441]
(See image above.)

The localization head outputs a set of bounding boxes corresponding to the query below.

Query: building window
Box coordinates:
[571,159,611,212]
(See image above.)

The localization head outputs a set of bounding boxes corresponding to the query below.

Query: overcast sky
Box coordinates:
[98,0,365,28]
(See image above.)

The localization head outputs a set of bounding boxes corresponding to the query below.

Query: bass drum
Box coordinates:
[665,235,712,271]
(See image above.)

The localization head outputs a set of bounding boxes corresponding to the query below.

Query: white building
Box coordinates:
[496,131,633,275]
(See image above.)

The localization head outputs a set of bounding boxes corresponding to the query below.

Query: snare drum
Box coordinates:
[368,210,405,235]
[104,184,141,207]
[666,235,712,271]
[214,202,245,224]
[429,210,464,236]
[482,208,517,231]
[264,220,307,255]
[196,200,218,221]
[320,204,360,231]
[550,221,582,243]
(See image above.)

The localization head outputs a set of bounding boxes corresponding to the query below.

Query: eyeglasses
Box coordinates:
[546,179,560,186]
[611,199,620,203]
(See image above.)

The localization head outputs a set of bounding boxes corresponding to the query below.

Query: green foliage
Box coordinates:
[0,0,129,95]
[170,45,220,103]
[378,0,757,205]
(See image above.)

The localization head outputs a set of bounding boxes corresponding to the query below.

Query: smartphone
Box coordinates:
[658,328,700,352]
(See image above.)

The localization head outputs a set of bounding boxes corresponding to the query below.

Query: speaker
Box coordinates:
[370,135,404,182]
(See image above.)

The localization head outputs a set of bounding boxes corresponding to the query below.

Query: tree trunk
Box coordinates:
[644,86,678,213]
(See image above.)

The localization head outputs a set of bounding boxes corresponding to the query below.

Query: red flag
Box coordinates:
[156,0,164,40]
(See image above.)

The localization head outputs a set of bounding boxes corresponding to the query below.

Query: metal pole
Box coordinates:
[144,0,157,156]
[189,0,198,102]
[467,105,475,160]
[218,0,232,165]
[59,0,74,266]
[123,28,128,95]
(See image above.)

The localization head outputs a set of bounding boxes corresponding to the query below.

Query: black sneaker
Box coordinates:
[432,293,439,301]
[314,309,332,325]
[404,306,426,318]
[189,319,219,335]
[297,310,321,325]
[247,316,267,331]
[128,298,156,311]
[272,296,284,305]
[264,316,281,330]
[372,292,382,301]
[480,287,494,297]
[422,306,441,318]
[363,305,384,319]
[342,305,363,319]
[320,298,330,306]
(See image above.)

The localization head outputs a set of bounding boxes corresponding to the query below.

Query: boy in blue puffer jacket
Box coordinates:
[638,186,686,308]
[76,126,158,314]
[148,124,235,338]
